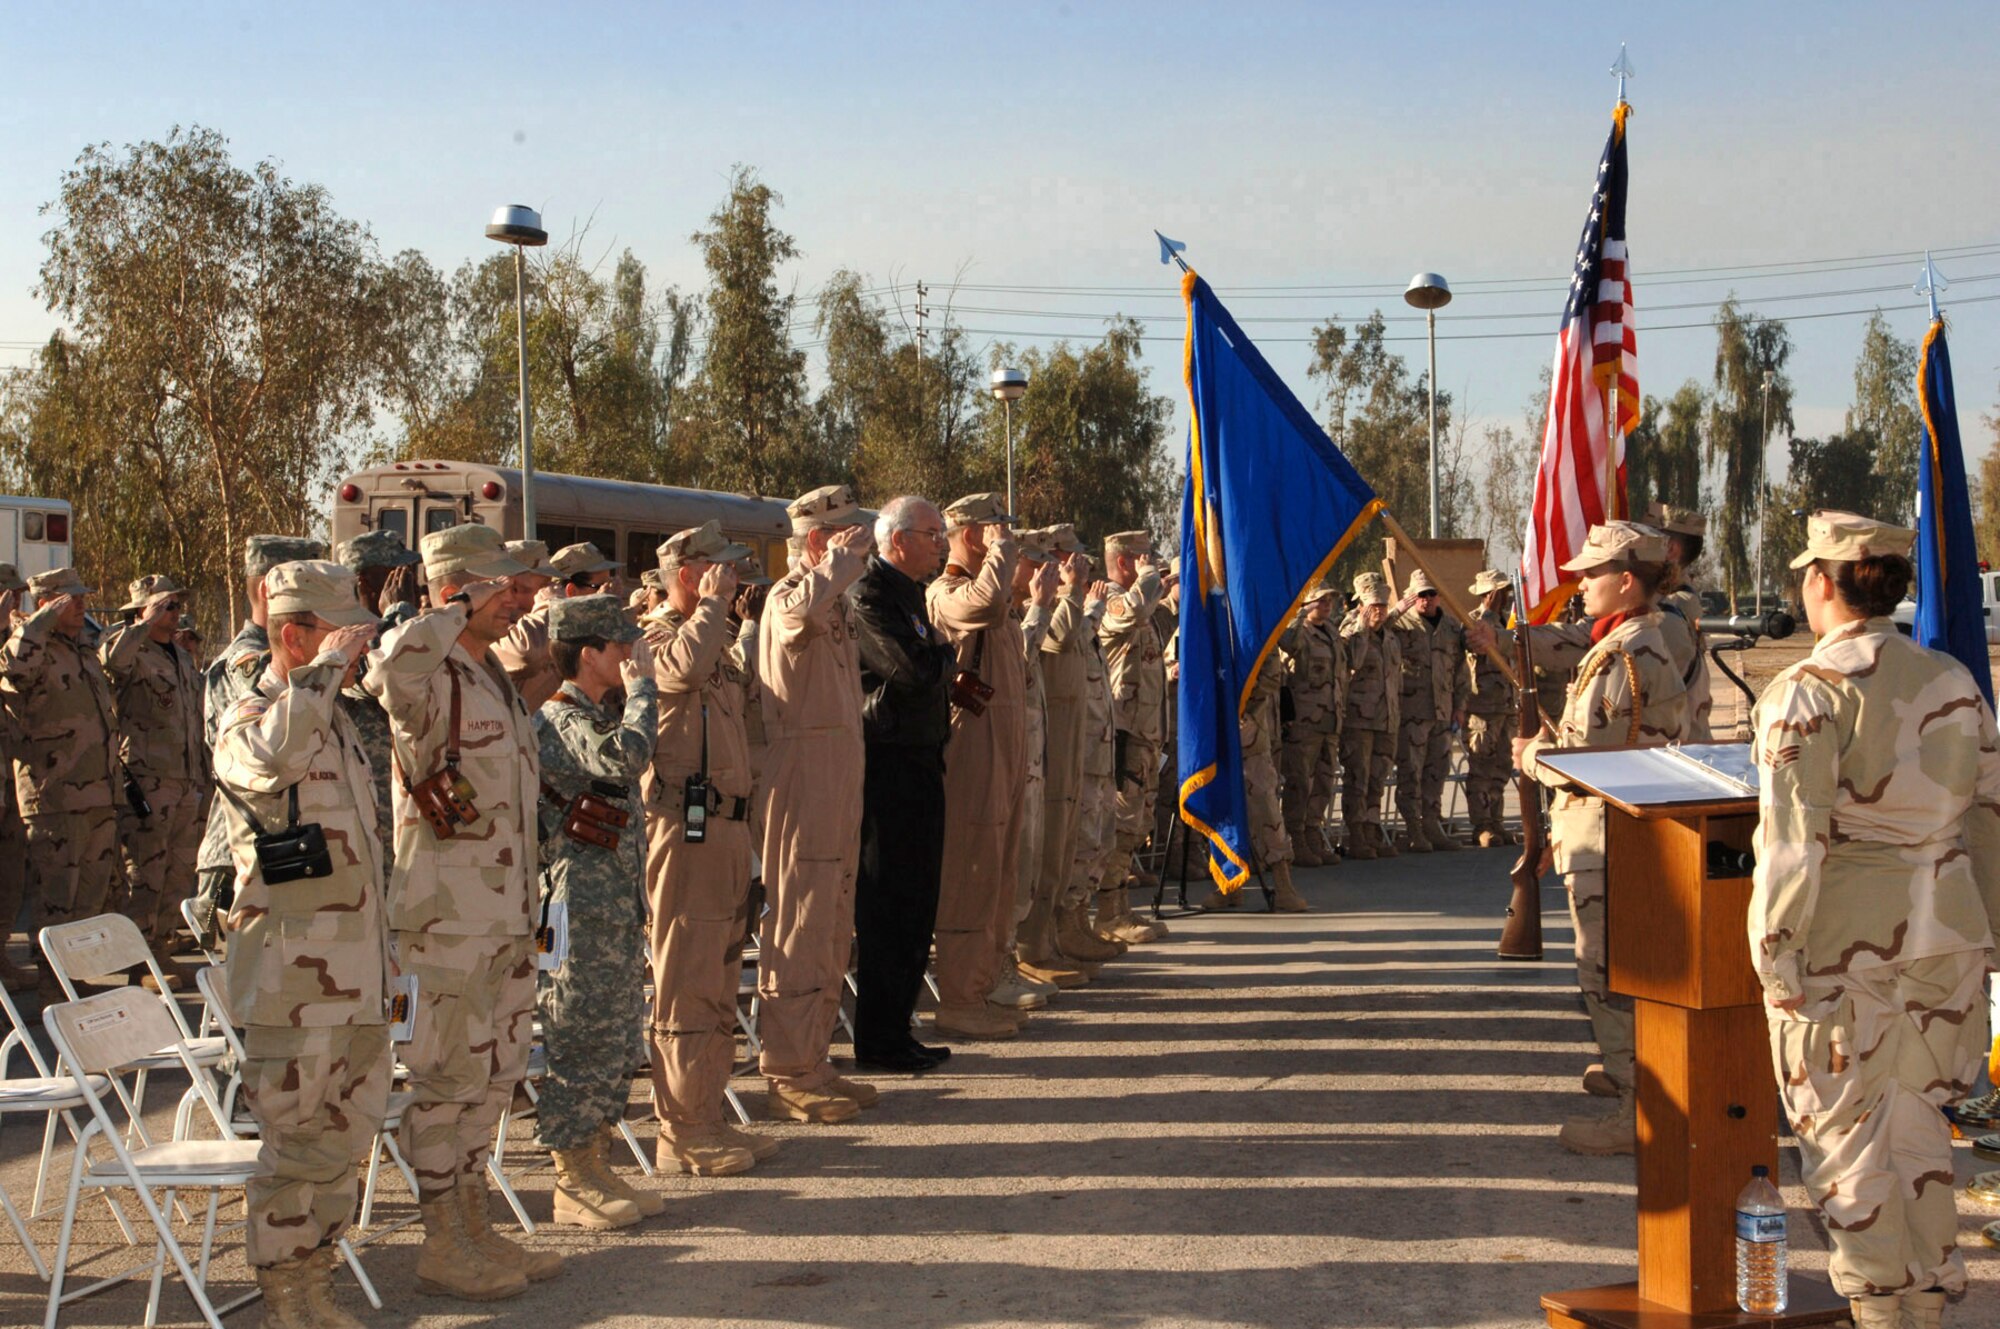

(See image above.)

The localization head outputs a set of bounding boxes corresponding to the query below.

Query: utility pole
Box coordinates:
[1756,369,1774,617]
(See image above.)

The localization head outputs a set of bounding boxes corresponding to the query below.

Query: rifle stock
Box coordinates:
[1498,585,1545,960]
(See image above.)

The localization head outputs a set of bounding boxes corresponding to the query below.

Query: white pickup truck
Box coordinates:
[1891,566,2000,642]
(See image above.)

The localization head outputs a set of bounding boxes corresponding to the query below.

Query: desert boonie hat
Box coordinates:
[1352,572,1390,606]
[1468,569,1511,597]
[121,574,186,611]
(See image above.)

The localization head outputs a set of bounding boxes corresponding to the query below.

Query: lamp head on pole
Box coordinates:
[1402,273,1452,312]
[485,204,548,247]
[991,367,1028,402]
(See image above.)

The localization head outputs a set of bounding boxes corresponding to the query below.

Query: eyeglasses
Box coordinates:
[907,528,946,543]
[1416,590,1439,599]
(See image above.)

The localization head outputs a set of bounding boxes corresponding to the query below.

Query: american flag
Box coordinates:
[1522,104,1637,623]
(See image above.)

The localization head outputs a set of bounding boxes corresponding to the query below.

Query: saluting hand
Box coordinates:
[323,623,378,667]
[450,578,507,614]
[1031,559,1059,607]
[830,525,873,555]
[381,564,418,610]
[699,561,739,602]
[734,582,769,622]
[1058,553,1083,589]
[623,634,655,684]
[1086,580,1109,609]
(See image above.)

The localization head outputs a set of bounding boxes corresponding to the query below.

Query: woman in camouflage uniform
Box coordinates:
[1751,511,2000,1329]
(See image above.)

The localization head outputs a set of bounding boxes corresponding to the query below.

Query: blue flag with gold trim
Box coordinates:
[1177,271,1382,891]
[1913,319,1992,707]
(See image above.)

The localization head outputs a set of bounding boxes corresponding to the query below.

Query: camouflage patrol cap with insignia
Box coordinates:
[245,535,328,580]
[1644,502,1708,537]
[1104,530,1152,558]
[658,519,754,571]
[503,540,560,578]
[338,529,421,571]
[1352,572,1390,606]
[1788,510,1917,568]
[548,593,644,645]
[120,573,187,612]
[1468,568,1511,597]
[29,567,93,598]
[423,523,533,581]
[942,492,1016,532]
[550,542,620,578]
[264,560,376,628]
[1015,527,1055,563]
[1046,524,1085,556]
[1558,520,1668,573]
[0,564,26,594]
[787,484,867,534]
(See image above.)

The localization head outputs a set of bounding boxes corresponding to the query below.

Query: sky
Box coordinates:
[4,1,1998,499]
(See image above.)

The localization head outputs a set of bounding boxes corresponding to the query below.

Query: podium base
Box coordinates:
[1543,1278,1849,1329]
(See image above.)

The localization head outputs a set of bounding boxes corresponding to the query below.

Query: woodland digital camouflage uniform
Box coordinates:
[1750,615,2000,1299]
[1279,606,1343,857]
[535,675,656,1151]
[101,610,211,944]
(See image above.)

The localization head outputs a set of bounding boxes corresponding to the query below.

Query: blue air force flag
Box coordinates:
[1177,271,1382,891]
[1913,319,1993,708]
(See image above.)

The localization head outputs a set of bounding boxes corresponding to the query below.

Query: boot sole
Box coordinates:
[766,1102,860,1124]
[554,1208,643,1230]
[418,1277,528,1301]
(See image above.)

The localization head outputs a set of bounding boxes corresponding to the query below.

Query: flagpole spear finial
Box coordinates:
[1916,251,1947,323]
[1610,43,1634,107]
[1155,230,1191,274]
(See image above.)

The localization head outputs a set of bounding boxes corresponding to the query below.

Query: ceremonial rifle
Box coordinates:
[1498,574,1545,960]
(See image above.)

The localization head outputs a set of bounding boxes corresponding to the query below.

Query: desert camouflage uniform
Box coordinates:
[1522,612,1689,1094]
[1750,617,2000,1298]
[536,678,655,1151]
[1015,599,1052,938]
[0,604,120,944]
[1025,580,1087,962]
[1280,616,1343,855]
[1338,617,1400,846]
[101,620,210,943]
[1241,652,1291,867]
[1658,586,1713,741]
[364,606,540,1199]
[216,655,391,1268]
[1067,600,1116,908]
[1391,607,1467,839]
[0,707,25,961]
[1462,603,1518,841]
[493,605,562,713]
[1099,568,1165,891]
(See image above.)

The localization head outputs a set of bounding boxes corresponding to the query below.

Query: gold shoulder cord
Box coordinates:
[1570,646,1644,745]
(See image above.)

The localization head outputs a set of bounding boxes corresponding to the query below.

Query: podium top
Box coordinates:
[1533,743,1758,819]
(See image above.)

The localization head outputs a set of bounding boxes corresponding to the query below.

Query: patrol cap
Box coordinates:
[338,529,421,571]
[264,560,376,628]
[658,519,754,571]
[422,523,533,581]
[1105,530,1152,557]
[503,540,560,578]
[1787,510,1917,569]
[245,535,327,579]
[177,613,203,640]
[1405,568,1437,596]
[1303,585,1336,606]
[1016,528,1055,564]
[1352,572,1390,606]
[551,542,620,578]
[943,492,1016,532]
[547,592,644,645]
[1645,502,1708,537]
[1558,521,1668,573]
[788,484,868,534]
[120,574,187,611]
[1468,568,1511,597]
[0,564,26,594]
[29,567,92,598]
[638,568,666,592]
[1046,524,1086,556]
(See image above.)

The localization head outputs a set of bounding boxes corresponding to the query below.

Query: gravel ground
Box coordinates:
[4,845,1997,1328]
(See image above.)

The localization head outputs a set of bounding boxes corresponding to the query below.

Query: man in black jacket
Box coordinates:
[850,496,959,1072]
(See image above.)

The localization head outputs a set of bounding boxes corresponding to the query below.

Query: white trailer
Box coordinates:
[0,495,74,579]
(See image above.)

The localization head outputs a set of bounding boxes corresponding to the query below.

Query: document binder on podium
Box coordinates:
[1530,742,1847,1329]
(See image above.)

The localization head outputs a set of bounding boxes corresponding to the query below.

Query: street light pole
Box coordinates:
[991,368,1029,515]
[486,205,549,538]
[1756,370,1773,617]
[1403,273,1453,538]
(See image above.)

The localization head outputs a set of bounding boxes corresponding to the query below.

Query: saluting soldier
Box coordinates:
[643,522,775,1169]
[1280,587,1344,867]
[1204,649,1310,913]
[1461,570,1519,848]
[213,561,390,1328]
[757,485,874,1122]
[365,523,559,1299]
[0,565,30,992]
[1339,574,1401,861]
[1516,522,1689,1156]
[1014,529,1091,986]
[1646,503,1714,741]
[102,574,210,977]
[993,531,1064,1008]
[1751,512,2000,1329]
[533,593,663,1228]
[1097,531,1169,944]
[494,541,621,711]
[1389,570,1469,852]
[335,531,422,857]
[1,568,120,1003]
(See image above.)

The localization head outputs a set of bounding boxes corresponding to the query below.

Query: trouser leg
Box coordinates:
[243,1024,392,1267]
[1563,868,1633,1090]
[853,748,943,1051]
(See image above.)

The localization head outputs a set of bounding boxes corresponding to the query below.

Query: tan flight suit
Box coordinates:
[1279,616,1343,854]
[1462,603,1518,841]
[1338,618,1400,847]
[1751,617,2000,1299]
[643,594,755,1139]
[1014,599,1052,944]
[365,607,539,1199]
[216,657,391,1268]
[0,605,120,950]
[1522,612,1689,1096]
[491,605,562,713]
[928,541,1026,1010]
[1657,586,1712,741]
[1240,653,1291,867]
[756,544,867,1091]
[1025,580,1088,963]
[1099,569,1165,891]
[1068,600,1116,907]
[101,621,210,945]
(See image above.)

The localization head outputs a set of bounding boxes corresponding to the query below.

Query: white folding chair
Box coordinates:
[41,989,265,1329]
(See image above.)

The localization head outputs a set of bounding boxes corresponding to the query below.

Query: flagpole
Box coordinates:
[1602,46,1634,522]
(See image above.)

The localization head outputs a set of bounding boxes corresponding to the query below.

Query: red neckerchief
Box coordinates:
[1590,609,1635,645]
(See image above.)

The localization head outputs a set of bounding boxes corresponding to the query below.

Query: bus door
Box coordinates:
[420,503,461,539]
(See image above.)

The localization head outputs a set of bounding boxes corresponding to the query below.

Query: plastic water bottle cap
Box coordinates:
[1751,1165,1768,1178]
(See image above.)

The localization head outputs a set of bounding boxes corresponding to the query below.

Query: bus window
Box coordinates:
[22,512,43,542]
[626,531,665,580]
[422,506,459,537]
[574,527,616,562]
[375,507,410,543]
[537,523,576,554]
[764,538,790,579]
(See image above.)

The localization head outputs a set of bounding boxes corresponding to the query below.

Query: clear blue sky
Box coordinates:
[4,2,1998,487]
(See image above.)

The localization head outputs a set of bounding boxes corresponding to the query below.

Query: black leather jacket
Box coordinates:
[852,555,955,747]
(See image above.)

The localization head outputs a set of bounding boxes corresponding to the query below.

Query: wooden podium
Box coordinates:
[1532,746,1849,1329]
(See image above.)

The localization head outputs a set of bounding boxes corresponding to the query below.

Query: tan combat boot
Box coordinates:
[458,1174,564,1281]
[1017,956,1089,989]
[1343,827,1376,861]
[1014,898,1061,968]
[827,1074,880,1108]
[1423,816,1461,851]
[767,1081,861,1123]
[1399,825,1433,853]
[1196,885,1239,911]
[1558,1094,1636,1156]
[1056,902,1123,961]
[552,1147,642,1229]
[256,1256,318,1329]
[1117,882,1169,940]
[587,1128,665,1216]
[934,1003,1020,1040]
[1902,1289,1945,1329]
[1271,862,1311,913]
[720,1121,782,1161]
[1371,823,1400,858]
[1845,1296,1902,1329]
[988,962,1051,1010]
[300,1244,366,1329]
[657,1126,757,1175]
[1292,836,1325,867]
[415,1194,527,1300]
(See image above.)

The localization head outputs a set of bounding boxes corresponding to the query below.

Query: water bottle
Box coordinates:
[1735,1165,1788,1314]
